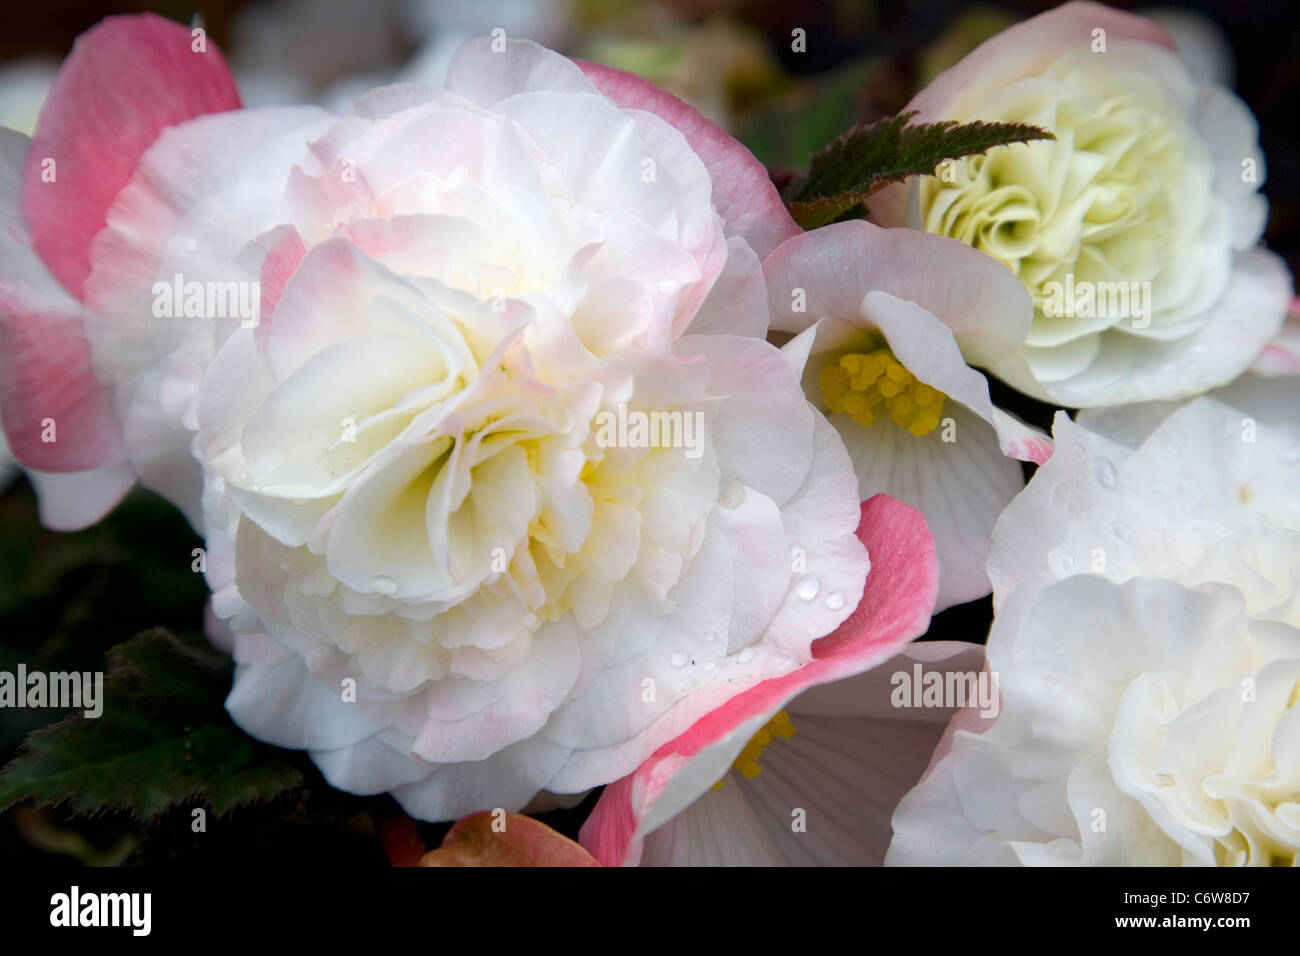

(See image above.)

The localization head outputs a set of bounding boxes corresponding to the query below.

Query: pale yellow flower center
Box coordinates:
[819,347,947,436]
[713,710,796,789]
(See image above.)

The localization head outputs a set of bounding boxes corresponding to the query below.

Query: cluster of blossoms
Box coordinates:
[0,2,1295,865]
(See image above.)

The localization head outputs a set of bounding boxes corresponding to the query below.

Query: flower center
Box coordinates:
[713,710,796,788]
[819,346,946,436]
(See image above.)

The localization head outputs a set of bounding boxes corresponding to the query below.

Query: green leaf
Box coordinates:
[783,111,1055,230]
[0,629,302,820]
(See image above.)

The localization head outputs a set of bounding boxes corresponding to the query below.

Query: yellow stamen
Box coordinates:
[712,711,796,789]
[819,341,947,437]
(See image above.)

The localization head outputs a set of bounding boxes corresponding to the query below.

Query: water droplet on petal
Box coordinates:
[1047,547,1076,576]
[670,652,688,668]
[737,648,756,665]
[824,590,845,610]
[703,629,717,642]
[1094,458,1116,489]
[795,575,820,601]
[372,575,398,596]
[720,477,746,509]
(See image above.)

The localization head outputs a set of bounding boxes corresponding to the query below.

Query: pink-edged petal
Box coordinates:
[25,13,241,298]
[26,462,134,532]
[636,641,987,866]
[421,811,600,867]
[909,2,1174,122]
[0,127,124,473]
[579,493,939,866]
[859,291,1051,463]
[1252,297,1300,377]
[683,236,769,339]
[0,297,123,472]
[577,59,798,260]
[774,290,1049,608]
[764,220,1034,368]
[443,37,596,107]
[253,224,307,354]
[870,2,1176,228]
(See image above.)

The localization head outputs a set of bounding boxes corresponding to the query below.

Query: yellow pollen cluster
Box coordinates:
[819,348,946,436]
[713,711,795,789]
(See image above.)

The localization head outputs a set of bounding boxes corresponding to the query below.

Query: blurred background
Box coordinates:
[1,0,1296,865]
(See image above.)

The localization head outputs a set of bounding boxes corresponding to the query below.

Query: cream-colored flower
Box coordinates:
[872,1,1292,407]
[889,392,1300,866]
[888,574,1300,866]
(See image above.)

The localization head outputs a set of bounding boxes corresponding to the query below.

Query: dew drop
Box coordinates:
[372,575,398,596]
[1093,458,1117,489]
[1049,482,1069,507]
[720,477,746,509]
[180,236,198,252]
[703,629,717,642]
[824,590,845,611]
[737,648,756,665]
[795,574,820,601]
[1047,547,1076,576]
[670,651,688,668]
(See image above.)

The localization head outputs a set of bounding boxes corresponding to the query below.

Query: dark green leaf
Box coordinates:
[783,111,1054,230]
[0,629,301,819]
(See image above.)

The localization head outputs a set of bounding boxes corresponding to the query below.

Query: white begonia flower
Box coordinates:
[990,391,1300,627]
[888,574,1300,866]
[578,494,957,866]
[0,15,879,821]
[196,47,868,817]
[766,221,1052,612]
[889,392,1300,866]
[871,1,1293,407]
